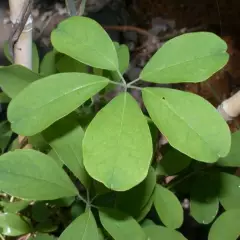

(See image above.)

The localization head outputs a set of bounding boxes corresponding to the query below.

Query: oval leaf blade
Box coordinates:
[154,184,183,229]
[8,73,109,136]
[208,209,240,240]
[59,210,99,240]
[99,208,146,240]
[0,149,78,200]
[219,172,240,210]
[140,32,228,83]
[83,92,153,191]
[43,113,91,189]
[51,16,118,71]
[0,65,40,98]
[217,130,240,167]
[0,213,31,236]
[143,225,187,240]
[190,173,219,224]
[142,88,231,163]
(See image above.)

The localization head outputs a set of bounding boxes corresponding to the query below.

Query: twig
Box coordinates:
[65,0,77,16]
[78,0,87,16]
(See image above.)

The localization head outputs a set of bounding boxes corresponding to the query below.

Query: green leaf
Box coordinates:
[208,209,240,240]
[117,44,130,74]
[156,148,192,176]
[28,134,49,152]
[1,200,29,213]
[56,55,88,73]
[217,131,240,167]
[47,149,63,168]
[43,113,91,188]
[32,42,40,73]
[0,149,78,200]
[40,50,57,76]
[219,172,240,210]
[116,167,156,219]
[83,92,153,191]
[51,16,118,70]
[154,184,183,229]
[0,92,11,103]
[190,172,219,224]
[0,213,31,236]
[59,210,99,240]
[140,32,228,83]
[0,65,40,98]
[143,225,187,240]
[142,88,231,163]
[8,72,109,136]
[99,208,146,240]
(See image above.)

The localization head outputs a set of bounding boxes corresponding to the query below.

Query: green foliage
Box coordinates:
[154,185,183,229]
[140,32,228,83]
[0,15,237,239]
[59,210,99,240]
[8,73,109,136]
[51,16,118,70]
[208,209,240,240]
[83,92,153,191]
[99,208,146,240]
[0,213,31,236]
[0,149,78,200]
[142,87,231,163]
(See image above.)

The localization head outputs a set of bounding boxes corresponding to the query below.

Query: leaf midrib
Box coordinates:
[108,93,127,189]
[0,169,75,195]
[11,80,107,124]
[56,28,117,70]
[142,52,226,78]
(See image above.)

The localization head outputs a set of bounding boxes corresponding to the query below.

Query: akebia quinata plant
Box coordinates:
[0,16,239,240]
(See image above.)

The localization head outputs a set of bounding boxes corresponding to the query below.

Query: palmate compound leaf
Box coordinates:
[115,166,156,220]
[208,209,240,240]
[142,87,231,163]
[217,130,240,167]
[59,210,99,240]
[51,16,118,71]
[42,113,91,189]
[99,208,147,240]
[140,32,229,83]
[83,92,153,191]
[7,73,109,136]
[154,184,183,229]
[0,65,40,98]
[143,225,187,240]
[0,149,78,200]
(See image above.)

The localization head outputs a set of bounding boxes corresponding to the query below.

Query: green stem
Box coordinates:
[65,0,77,16]
[127,77,140,87]
[0,234,4,240]
[79,0,87,16]
[108,80,143,91]
[117,70,127,89]
[78,193,88,205]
